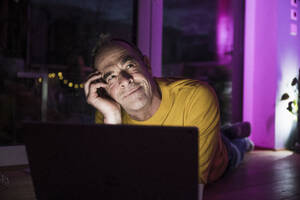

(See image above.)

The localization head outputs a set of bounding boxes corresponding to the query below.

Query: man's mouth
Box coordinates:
[123,86,141,99]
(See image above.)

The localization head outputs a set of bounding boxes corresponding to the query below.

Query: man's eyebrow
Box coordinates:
[102,56,134,80]
[103,71,113,81]
[120,55,134,65]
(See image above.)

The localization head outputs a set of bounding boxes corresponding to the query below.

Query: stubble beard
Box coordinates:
[121,88,151,112]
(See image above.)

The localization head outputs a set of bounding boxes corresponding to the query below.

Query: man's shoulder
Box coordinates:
[155,77,212,92]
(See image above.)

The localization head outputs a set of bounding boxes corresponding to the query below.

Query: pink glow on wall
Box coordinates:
[216,0,233,64]
[244,0,300,149]
[290,23,297,36]
[243,0,277,149]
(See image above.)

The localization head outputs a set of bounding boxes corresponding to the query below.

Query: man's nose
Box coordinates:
[119,71,133,87]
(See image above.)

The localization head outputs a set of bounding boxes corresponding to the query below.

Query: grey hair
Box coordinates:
[91,33,144,68]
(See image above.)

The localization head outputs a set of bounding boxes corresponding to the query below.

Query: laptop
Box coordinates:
[23,122,199,200]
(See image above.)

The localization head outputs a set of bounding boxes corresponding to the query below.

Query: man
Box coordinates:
[84,36,251,184]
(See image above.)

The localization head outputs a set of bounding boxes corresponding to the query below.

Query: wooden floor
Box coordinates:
[0,150,299,200]
[204,150,300,200]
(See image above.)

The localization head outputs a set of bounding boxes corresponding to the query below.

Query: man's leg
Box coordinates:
[222,135,243,169]
[221,124,254,170]
[221,121,251,139]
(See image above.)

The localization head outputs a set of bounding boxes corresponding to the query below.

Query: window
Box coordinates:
[163,0,233,124]
[0,0,136,146]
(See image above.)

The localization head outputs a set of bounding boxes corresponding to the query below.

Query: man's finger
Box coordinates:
[90,82,108,95]
[85,70,100,81]
[84,73,102,95]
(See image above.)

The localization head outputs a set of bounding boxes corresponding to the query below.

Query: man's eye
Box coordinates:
[107,75,116,82]
[127,64,134,69]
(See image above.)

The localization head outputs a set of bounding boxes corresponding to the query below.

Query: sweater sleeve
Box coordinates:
[95,110,104,124]
[185,83,221,184]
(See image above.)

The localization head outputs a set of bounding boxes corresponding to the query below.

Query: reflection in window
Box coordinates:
[163,0,232,124]
[0,0,135,145]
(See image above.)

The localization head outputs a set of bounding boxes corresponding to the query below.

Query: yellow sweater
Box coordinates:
[95,78,228,184]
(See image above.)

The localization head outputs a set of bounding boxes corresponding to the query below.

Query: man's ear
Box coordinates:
[142,55,152,75]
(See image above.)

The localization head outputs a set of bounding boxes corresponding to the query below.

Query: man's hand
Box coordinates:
[84,72,121,124]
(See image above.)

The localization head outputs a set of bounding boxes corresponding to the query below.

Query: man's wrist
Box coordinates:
[103,112,122,124]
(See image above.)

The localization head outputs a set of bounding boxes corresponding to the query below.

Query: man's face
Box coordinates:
[94,42,157,112]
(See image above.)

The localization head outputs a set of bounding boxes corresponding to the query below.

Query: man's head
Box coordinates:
[91,35,161,118]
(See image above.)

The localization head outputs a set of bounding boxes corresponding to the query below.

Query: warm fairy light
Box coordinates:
[38,77,43,83]
[37,72,83,91]
[48,73,56,79]
[58,72,63,80]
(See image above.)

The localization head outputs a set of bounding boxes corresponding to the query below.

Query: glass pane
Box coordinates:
[0,0,135,146]
[163,0,232,124]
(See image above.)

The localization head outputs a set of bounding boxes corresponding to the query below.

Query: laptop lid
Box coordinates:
[23,122,198,200]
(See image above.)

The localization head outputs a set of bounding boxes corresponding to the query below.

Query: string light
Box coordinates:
[37,72,84,90]
[58,72,63,80]
[48,73,56,79]
[38,77,43,83]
